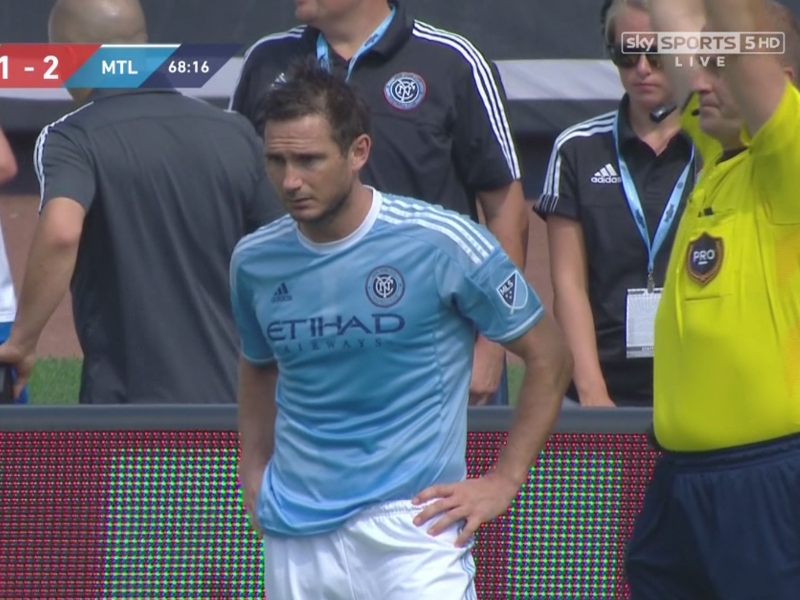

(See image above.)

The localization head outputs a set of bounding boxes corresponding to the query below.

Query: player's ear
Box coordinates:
[349,134,371,171]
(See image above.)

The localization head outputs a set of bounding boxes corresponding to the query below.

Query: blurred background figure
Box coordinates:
[533,0,695,408]
[229,0,529,407]
[0,0,283,404]
[0,124,28,404]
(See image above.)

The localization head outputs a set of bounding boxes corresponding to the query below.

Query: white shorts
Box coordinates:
[262,499,478,600]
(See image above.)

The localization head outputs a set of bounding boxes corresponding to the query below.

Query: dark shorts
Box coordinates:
[0,321,27,404]
[626,432,800,600]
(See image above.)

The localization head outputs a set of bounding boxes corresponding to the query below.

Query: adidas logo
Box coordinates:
[591,163,621,184]
[271,282,292,303]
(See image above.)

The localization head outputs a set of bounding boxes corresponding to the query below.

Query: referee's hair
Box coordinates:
[767,1,800,83]
[258,56,372,155]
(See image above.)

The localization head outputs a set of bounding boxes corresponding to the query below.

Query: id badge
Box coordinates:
[625,288,663,358]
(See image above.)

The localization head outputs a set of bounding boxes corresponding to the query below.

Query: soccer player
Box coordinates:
[625,0,800,598]
[230,0,530,407]
[230,59,572,599]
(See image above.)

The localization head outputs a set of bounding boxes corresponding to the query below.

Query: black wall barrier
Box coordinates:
[0,406,655,599]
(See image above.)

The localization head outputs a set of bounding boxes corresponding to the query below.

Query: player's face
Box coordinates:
[692,68,743,145]
[294,0,361,25]
[611,9,673,113]
[264,114,370,224]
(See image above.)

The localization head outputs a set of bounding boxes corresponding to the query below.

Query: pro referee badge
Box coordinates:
[687,233,724,285]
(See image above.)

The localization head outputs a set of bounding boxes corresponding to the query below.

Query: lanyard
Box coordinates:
[316,7,396,81]
[612,111,694,292]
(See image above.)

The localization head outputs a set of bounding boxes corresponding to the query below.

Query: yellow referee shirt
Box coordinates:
[654,81,800,452]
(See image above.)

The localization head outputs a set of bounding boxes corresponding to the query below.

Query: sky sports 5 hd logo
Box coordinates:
[621,31,785,69]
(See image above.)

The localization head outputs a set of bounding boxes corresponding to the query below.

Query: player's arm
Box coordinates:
[6,126,91,356]
[0,125,18,186]
[230,249,278,470]
[535,138,613,407]
[439,236,572,483]
[704,0,788,135]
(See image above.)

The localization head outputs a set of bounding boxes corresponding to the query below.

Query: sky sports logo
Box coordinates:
[621,31,785,68]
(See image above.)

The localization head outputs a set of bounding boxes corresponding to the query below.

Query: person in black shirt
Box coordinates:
[534,0,695,408]
[0,0,284,404]
[229,0,529,406]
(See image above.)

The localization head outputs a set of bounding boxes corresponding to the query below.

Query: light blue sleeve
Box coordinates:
[230,250,275,365]
[435,231,544,344]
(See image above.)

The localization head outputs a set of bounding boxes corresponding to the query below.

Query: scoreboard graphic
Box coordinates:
[0,44,241,89]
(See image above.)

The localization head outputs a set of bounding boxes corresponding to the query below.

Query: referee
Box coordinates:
[229,0,528,406]
[0,0,284,404]
[626,0,800,598]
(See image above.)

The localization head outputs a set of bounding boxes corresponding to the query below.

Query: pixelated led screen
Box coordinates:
[0,431,657,599]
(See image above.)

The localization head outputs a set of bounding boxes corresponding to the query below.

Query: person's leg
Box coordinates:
[0,321,27,404]
[685,435,800,600]
[347,500,476,600]
[625,457,715,600]
[262,530,352,600]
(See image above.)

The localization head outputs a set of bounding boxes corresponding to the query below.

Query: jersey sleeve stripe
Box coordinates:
[33,102,95,212]
[382,197,494,254]
[227,27,306,110]
[378,213,485,265]
[541,113,615,200]
[539,121,615,213]
[233,217,295,257]
[492,305,544,344]
[382,202,492,261]
[411,22,521,180]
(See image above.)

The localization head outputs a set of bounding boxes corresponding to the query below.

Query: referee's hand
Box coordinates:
[0,339,35,400]
[412,473,520,547]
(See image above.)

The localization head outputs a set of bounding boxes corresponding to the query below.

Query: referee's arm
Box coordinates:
[703,0,789,134]
[8,126,91,356]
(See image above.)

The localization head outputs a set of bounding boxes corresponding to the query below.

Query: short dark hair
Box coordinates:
[257,57,372,154]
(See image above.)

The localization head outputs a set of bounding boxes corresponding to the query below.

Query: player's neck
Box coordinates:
[320,1,392,60]
[629,104,681,156]
[299,184,374,244]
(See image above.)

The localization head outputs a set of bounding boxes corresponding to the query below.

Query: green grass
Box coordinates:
[27,358,525,406]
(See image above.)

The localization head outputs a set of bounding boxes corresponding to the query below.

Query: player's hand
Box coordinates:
[579,392,616,408]
[0,339,36,400]
[469,337,505,406]
[238,461,266,536]
[412,473,521,547]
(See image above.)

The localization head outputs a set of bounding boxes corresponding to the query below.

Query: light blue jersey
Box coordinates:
[230,189,544,537]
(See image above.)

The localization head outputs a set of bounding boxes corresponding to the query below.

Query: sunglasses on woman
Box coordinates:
[607,43,663,69]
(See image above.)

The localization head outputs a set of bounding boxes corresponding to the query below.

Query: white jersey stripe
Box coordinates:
[236,219,296,254]
[542,112,615,196]
[542,122,615,200]
[34,102,96,212]
[382,197,494,255]
[228,27,306,110]
[378,214,484,265]
[382,205,490,261]
[411,23,520,179]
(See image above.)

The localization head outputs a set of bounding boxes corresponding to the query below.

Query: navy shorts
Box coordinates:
[626,432,800,600]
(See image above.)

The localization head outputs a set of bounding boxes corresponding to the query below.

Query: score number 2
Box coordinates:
[0,55,60,80]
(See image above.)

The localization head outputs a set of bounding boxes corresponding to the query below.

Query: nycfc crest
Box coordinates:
[687,233,724,285]
[366,266,406,308]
